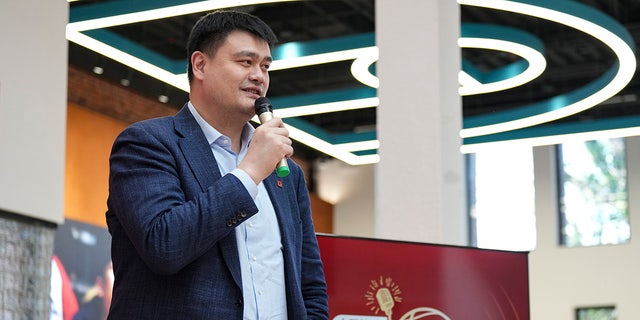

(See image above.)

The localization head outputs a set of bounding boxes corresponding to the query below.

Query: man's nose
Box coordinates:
[249,67,266,83]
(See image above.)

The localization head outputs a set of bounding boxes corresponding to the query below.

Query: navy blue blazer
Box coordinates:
[106,106,328,319]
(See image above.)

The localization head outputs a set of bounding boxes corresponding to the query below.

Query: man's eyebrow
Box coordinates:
[234,50,273,63]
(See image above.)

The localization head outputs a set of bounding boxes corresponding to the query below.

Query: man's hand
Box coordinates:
[238,117,293,184]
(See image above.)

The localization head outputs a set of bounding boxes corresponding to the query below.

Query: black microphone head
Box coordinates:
[254,97,272,115]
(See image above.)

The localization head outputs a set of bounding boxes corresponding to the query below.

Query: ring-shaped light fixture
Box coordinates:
[458,23,546,96]
[67,0,636,164]
[350,47,379,88]
[458,0,636,139]
[460,114,640,154]
[67,0,380,165]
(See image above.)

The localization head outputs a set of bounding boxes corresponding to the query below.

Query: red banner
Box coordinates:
[317,235,529,320]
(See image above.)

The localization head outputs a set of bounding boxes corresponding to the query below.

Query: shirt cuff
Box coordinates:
[230,168,259,200]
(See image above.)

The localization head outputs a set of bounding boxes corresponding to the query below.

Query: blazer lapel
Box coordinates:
[173,105,243,290]
[264,173,296,256]
[174,106,222,189]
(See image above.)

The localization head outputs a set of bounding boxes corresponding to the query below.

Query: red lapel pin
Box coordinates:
[277,180,283,188]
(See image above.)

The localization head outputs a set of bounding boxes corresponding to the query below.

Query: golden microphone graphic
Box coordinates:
[376,288,394,320]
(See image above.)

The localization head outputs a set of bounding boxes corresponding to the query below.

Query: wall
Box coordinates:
[375,0,466,245]
[529,136,640,319]
[0,211,55,319]
[0,0,67,318]
[0,0,67,224]
[65,104,126,227]
[315,159,374,237]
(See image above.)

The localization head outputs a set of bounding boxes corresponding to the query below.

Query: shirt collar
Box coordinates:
[187,101,254,149]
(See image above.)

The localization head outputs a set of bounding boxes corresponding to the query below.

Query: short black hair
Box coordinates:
[186,10,278,84]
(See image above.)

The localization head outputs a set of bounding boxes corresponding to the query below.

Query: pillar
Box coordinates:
[375,0,466,245]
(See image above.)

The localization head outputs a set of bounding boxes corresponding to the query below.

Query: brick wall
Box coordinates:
[67,66,178,124]
[0,210,56,319]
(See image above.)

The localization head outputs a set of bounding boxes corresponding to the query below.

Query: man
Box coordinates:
[105,10,329,319]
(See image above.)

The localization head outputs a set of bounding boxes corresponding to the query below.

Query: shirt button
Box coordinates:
[258,290,263,295]
[248,222,253,227]
[252,256,257,261]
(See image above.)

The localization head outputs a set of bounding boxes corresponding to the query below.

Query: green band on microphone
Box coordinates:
[276,166,290,177]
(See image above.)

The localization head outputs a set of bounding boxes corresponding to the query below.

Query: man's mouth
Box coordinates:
[243,88,261,96]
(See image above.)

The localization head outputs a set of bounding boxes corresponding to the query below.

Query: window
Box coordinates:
[467,145,536,251]
[557,138,630,247]
[576,306,617,320]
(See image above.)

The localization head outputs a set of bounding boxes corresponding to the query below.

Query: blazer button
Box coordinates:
[226,220,233,227]
[239,210,247,218]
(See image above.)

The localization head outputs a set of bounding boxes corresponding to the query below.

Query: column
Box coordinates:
[375,0,466,245]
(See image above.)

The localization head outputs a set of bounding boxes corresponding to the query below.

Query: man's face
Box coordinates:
[200,30,272,119]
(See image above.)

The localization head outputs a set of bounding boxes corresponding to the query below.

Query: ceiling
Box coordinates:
[67,0,640,162]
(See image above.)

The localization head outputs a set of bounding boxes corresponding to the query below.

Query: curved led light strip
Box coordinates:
[68,0,636,165]
[66,30,191,91]
[285,125,379,166]
[458,0,636,139]
[458,24,546,95]
[270,47,375,71]
[66,0,299,92]
[269,97,379,118]
[68,0,298,29]
[461,115,640,154]
[350,46,379,88]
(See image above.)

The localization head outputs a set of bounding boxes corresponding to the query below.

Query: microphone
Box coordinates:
[254,97,290,178]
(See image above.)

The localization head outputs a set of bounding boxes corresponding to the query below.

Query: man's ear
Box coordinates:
[191,51,207,80]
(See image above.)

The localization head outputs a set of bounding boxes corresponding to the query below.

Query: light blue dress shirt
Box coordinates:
[188,102,287,319]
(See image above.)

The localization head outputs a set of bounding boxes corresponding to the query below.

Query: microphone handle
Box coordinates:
[257,112,290,177]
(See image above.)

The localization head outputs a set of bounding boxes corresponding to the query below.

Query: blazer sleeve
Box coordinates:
[107,120,258,275]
